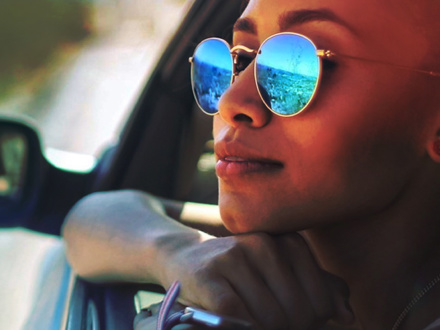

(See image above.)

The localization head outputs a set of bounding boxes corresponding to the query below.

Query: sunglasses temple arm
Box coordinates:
[320,50,440,77]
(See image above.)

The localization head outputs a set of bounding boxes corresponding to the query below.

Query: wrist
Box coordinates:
[149,229,214,287]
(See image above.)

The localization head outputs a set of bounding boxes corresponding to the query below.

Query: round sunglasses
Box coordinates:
[189,32,440,117]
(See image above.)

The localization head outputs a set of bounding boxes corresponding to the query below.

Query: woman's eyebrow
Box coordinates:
[279,8,357,34]
[233,17,257,35]
[233,8,356,36]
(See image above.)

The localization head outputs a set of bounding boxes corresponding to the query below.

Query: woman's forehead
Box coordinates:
[240,0,438,64]
[241,0,432,35]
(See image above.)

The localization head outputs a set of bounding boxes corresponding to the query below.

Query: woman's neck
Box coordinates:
[303,171,440,329]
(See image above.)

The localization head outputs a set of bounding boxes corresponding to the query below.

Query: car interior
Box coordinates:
[0,0,244,329]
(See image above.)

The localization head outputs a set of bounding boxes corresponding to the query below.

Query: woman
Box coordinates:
[63,0,440,328]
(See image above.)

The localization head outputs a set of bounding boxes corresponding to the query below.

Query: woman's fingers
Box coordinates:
[190,277,260,327]
[237,233,313,329]
[323,271,355,324]
[280,234,335,325]
[238,233,354,329]
[167,239,261,326]
[223,249,290,329]
[280,234,354,326]
[163,233,353,329]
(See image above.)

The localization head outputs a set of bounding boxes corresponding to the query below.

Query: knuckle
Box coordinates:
[245,232,278,254]
[215,236,238,251]
[210,291,241,315]
[251,232,272,244]
[225,240,245,257]
[267,244,285,265]
[283,232,308,249]
[213,241,245,265]
[324,271,351,297]
[191,264,214,282]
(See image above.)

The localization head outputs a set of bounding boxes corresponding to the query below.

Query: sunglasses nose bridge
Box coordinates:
[230,45,258,79]
[231,52,239,83]
[217,61,272,128]
[230,45,258,55]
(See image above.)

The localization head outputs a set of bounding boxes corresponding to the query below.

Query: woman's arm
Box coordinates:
[62,190,354,329]
[62,190,216,283]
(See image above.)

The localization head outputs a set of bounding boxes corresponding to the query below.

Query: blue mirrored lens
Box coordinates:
[192,39,233,114]
[256,34,320,116]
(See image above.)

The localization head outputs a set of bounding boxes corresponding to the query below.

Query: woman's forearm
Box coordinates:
[62,190,213,284]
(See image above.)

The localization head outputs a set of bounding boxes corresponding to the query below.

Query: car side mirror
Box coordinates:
[0,117,44,225]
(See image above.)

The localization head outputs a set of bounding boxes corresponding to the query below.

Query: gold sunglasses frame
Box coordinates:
[189,32,440,117]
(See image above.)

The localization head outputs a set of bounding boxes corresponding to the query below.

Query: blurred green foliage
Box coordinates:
[0,0,91,96]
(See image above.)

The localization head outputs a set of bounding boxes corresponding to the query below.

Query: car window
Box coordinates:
[0,2,194,328]
[0,0,191,168]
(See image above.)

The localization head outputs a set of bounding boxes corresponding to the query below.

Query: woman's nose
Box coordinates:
[217,64,271,128]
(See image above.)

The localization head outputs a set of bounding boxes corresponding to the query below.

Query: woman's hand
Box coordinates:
[156,232,354,330]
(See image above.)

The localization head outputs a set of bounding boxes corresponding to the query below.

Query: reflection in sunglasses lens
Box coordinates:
[192,39,233,114]
[256,34,320,116]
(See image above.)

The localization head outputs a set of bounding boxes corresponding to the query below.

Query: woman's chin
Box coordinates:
[220,208,262,234]
[218,196,319,234]
[219,203,283,234]
[218,187,280,231]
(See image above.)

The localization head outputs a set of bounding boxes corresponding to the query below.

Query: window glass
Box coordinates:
[0,0,190,159]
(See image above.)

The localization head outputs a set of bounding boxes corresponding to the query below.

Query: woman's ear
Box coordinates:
[426,129,440,163]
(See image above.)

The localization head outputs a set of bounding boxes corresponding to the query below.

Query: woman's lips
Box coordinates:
[216,156,283,177]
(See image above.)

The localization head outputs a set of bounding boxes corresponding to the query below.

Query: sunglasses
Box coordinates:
[189,32,440,117]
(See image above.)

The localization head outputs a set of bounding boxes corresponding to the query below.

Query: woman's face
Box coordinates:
[213,0,439,233]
